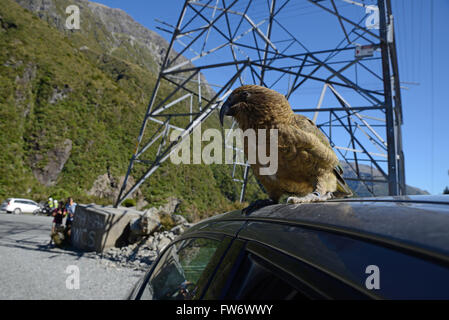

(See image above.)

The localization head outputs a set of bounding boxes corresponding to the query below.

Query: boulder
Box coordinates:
[130,210,160,236]
[172,214,188,226]
[71,204,142,253]
[157,197,182,215]
[128,209,161,243]
[171,225,184,235]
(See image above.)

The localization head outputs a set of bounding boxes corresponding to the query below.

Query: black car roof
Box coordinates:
[190,195,449,264]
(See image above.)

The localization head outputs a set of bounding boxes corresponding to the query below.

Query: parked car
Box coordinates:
[128,195,449,300]
[0,198,41,215]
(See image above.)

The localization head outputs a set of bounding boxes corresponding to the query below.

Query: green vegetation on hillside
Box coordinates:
[0,0,263,220]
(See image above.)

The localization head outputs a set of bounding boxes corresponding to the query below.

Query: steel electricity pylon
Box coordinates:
[115,0,405,207]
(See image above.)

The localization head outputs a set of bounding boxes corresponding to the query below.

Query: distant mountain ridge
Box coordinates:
[340,163,429,197]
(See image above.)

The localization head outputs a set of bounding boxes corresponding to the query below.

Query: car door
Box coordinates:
[135,234,233,300]
[222,220,449,299]
[14,200,26,213]
[23,200,34,213]
[28,200,39,213]
[202,236,363,299]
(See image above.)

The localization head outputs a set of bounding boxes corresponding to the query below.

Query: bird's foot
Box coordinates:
[287,192,333,205]
[242,199,277,215]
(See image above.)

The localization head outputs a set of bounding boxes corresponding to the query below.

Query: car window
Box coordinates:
[140,237,221,300]
[240,221,449,299]
[223,250,310,300]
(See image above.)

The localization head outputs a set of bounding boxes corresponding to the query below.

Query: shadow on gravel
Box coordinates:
[0,240,97,260]
[1,230,153,270]
[0,214,156,271]
[0,215,100,260]
[0,239,97,263]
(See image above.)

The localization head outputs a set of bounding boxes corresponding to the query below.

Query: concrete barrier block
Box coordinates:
[71,204,143,253]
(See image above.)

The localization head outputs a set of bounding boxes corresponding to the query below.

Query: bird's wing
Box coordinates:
[277,114,339,166]
[283,114,352,196]
[292,114,333,148]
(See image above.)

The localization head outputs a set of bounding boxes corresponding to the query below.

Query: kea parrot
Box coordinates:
[219,85,353,213]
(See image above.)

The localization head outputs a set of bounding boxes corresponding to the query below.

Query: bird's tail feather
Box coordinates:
[333,164,353,198]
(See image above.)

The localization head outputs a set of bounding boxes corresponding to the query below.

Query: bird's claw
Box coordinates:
[287,192,332,205]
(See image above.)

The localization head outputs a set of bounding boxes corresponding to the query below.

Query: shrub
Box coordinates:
[122,198,136,207]
[159,214,175,231]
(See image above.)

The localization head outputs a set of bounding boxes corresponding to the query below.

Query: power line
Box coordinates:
[430,0,434,194]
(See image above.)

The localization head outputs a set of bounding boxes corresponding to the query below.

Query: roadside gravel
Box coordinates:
[0,213,145,300]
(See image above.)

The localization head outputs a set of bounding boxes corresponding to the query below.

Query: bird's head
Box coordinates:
[219,85,292,128]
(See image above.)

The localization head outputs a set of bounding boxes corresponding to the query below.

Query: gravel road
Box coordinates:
[0,213,145,300]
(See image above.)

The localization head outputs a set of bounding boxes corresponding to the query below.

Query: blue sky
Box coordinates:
[94,0,449,195]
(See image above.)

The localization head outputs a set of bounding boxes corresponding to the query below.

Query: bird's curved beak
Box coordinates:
[219,98,235,126]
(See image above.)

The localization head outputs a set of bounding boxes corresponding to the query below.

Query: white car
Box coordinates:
[0,198,41,215]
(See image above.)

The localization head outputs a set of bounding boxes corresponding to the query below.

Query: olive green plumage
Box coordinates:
[221,85,352,203]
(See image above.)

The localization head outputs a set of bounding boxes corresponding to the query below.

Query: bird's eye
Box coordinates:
[241,91,250,100]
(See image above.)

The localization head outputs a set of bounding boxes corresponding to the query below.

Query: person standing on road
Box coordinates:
[49,202,67,246]
[48,197,54,211]
[65,197,77,239]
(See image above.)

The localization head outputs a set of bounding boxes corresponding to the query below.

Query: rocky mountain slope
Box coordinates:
[13,0,214,96]
[15,0,165,71]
